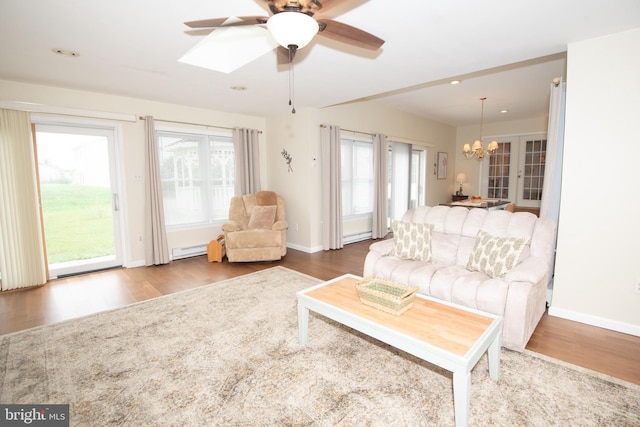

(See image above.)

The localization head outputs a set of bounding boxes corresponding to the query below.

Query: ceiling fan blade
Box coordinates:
[185,28,215,37]
[184,16,268,29]
[314,0,356,13]
[316,18,384,50]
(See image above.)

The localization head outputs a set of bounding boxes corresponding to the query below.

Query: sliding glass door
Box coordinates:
[388,142,427,221]
[35,123,123,277]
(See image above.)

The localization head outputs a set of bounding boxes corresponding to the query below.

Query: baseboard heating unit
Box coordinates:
[171,244,207,260]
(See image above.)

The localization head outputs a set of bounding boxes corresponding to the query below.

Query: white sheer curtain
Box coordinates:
[233,128,261,195]
[0,109,47,290]
[540,79,566,219]
[372,133,388,238]
[390,141,412,221]
[320,125,343,250]
[144,116,170,266]
[539,79,566,295]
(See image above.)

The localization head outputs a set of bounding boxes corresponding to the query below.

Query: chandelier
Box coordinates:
[463,97,499,160]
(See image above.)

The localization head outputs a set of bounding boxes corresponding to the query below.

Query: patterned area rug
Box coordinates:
[0,266,638,426]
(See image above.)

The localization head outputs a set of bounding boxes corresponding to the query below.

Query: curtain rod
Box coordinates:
[320,124,430,146]
[0,101,136,122]
[320,124,376,137]
[139,116,262,133]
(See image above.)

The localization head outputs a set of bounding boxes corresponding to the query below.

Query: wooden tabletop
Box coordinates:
[304,276,495,357]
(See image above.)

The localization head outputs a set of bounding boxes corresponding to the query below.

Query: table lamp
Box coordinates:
[456,173,467,196]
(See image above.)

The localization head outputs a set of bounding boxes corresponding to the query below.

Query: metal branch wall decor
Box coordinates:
[281,149,293,172]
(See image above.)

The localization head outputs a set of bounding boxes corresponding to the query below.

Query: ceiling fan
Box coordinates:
[183,0,385,65]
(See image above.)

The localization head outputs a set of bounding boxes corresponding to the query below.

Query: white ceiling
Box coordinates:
[1,0,639,126]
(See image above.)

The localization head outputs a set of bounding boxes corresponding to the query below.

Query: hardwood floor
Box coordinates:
[1,240,638,385]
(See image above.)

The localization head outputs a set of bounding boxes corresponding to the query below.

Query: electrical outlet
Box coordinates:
[635,278,640,294]
[138,235,143,243]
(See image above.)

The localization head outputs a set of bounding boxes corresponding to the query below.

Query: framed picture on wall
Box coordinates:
[437,152,448,180]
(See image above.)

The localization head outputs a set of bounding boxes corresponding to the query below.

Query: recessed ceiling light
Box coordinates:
[500,109,509,114]
[230,85,247,91]
[52,48,80,57]
[449,80,461,85]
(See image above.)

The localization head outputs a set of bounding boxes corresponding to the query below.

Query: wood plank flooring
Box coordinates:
[1,240,638,385]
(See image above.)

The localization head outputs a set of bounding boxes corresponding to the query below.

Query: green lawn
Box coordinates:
[41,184,114,264]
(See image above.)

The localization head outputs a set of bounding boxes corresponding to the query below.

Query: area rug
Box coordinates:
[0,267,638,426]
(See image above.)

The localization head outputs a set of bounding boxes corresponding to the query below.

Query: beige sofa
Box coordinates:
[363,205,556,352]
[222,191,288,262]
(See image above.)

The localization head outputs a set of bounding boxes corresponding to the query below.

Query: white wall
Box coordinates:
[550,28,640,336]
[265,108,321,251]
[266,101,456,252]
[0,79,266,267]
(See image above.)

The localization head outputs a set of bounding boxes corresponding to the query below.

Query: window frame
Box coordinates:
[156,126,234,230]
[340,133,374,219]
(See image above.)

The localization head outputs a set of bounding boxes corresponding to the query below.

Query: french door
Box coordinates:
[481,133,547,208]
[34,122,123,277]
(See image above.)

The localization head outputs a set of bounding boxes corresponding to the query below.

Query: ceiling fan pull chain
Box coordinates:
[288,44,297,114]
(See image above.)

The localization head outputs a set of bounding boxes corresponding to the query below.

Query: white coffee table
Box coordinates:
[296,274,503,427]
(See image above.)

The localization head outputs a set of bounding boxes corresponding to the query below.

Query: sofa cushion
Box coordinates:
[390,220,434,261]
[248,205,277,229]
[431,232,460,265]
[225,229,282,249]
[467,230,527,278]
[430,265,474,302]
[256,190,277,206]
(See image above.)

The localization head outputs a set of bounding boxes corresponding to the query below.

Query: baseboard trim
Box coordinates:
[286,243,328,254]
[287,243,312,253]
[548,306,640,337]
[126,260,146,268]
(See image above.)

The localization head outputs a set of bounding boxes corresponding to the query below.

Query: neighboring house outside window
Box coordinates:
[157,130,234,228]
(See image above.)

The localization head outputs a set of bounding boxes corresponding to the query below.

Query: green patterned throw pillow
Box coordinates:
[467,230,527,278]
[390,220,434,262]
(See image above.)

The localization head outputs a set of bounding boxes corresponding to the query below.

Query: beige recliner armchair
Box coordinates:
[222,191,288,262]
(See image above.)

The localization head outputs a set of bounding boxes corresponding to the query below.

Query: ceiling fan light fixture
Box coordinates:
[267,12,319,49]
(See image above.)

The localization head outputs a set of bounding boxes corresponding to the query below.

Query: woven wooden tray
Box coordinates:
[356,276,418,316]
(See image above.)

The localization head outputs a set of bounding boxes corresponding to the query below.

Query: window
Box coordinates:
[339,133,428,242]
[157,130,234,227]
[341,136,373,216]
